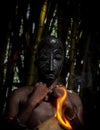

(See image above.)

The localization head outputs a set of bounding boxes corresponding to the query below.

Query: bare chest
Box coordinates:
[28,101,56,128]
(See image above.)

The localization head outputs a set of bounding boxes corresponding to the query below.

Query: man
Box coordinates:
[2,35,84,130]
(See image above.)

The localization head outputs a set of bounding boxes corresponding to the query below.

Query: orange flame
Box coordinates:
[54,86,72,130]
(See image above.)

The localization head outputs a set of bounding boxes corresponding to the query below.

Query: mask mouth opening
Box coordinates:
[38,74,56,87]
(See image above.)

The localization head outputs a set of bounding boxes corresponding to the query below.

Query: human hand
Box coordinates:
[17,83,48,124]
[28,82,48,105]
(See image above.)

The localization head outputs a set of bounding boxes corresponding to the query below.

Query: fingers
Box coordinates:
[34,82,47,92]
[35,82,46,87]
[36,82,44,85]
[33,82,48,99]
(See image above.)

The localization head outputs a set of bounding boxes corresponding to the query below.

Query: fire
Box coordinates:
[54,86,72,130]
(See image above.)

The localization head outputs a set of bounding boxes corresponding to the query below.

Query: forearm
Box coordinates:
[18,99,39,124]
[18,86,47,124]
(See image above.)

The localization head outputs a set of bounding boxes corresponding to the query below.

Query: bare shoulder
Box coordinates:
[67,89,79,97]
[8,86,33,102]
[11,86,33,95]
[67,89,82,106]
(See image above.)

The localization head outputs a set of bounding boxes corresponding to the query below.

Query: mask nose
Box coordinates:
[49,53,54,71]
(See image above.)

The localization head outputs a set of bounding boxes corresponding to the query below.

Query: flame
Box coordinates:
[54,86,72,130]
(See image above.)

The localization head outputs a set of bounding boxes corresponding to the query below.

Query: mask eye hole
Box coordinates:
[55,54,62,60]
[39,55,48,61]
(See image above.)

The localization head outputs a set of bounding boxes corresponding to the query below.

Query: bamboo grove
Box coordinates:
[0,0,100,129]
